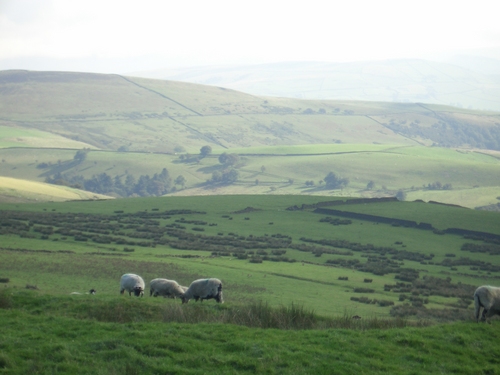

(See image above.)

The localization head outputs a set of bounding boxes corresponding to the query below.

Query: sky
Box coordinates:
[1,0,500,74]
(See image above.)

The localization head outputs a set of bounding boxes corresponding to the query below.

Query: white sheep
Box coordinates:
[181,278,223,304]
[120,273,145,297]
[474,285,500,322]
[149,278,186,299]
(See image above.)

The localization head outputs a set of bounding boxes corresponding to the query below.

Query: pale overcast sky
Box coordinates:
[1,0,499,74]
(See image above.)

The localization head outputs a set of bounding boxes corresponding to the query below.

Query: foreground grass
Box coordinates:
[1,290,499,374]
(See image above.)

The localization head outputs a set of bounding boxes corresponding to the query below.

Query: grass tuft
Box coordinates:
[0,289,12,309]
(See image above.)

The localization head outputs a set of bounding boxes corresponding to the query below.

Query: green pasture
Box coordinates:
[1,195,499,319]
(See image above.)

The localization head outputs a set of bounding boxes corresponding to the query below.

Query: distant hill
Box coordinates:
[130,59,500,112]
[1,69,499,153]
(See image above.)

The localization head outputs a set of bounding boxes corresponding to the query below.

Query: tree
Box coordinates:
[200,145,212,158]
[396,190,407,201]
[175,175,186,188]
[323,172,349,189]
[73,149,89,163]
[219,152,239,166]
[209,169,239,185]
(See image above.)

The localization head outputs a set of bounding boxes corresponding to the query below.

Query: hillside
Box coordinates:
[0,70,499,208]
[1,70,500,152]
[0,176,112,203]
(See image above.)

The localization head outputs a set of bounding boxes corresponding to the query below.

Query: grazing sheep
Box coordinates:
[149,278,186,299]
[181,278,223,304]
[474,285,500,322]
[120,273,145,297]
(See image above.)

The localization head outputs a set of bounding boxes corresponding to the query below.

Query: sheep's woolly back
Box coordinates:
[474,285,500,322]
[120,273,145,296]
[149,278,185,298]
[182,278,223,303]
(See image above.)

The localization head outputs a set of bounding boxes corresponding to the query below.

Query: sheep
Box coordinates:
[181,278,223,304]
[474,285,500,322]
[120,273,145,297]
[149,278,186,299]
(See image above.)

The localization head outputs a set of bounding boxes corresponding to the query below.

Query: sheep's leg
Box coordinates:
[481,309,487,322]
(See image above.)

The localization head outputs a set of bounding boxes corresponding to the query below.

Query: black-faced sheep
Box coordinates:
[149,278,186,299]
[181,278,223,304]
[120,273,145,297]
[474,285,500,322]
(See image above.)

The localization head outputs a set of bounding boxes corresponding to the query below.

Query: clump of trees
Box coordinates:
[46,168,176,197]
[323,172,349,189]
[206,152,242,185]
[199,145,212,158]
[426,181,453,190]
[208,169,239,185]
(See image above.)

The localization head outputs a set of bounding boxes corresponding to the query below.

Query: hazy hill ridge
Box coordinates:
[130,59,500,112]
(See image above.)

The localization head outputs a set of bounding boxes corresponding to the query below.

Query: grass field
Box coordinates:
[1,194,500,373]
[2,290,500,374]
[1,195,499,316]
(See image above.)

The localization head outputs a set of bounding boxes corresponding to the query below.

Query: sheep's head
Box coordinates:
[181,295,189,304]
[133,287,143,297]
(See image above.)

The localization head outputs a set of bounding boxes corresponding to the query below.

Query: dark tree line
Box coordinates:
[45,168,179,197]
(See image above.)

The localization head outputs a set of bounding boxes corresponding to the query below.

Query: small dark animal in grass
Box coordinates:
[352,315,362,320]
[120,273,145,297]
[181,278,223,304]
[474,285,500,322]
[70,289,96,295]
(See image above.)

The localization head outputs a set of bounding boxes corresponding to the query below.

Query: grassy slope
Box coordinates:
[1,290,500,375]
[1,70,499,152]
[0,176,112,202]
[1,195,500,373]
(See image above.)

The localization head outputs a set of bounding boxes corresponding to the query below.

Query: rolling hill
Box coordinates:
[0,176,112,203]
[0,69,499,207]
